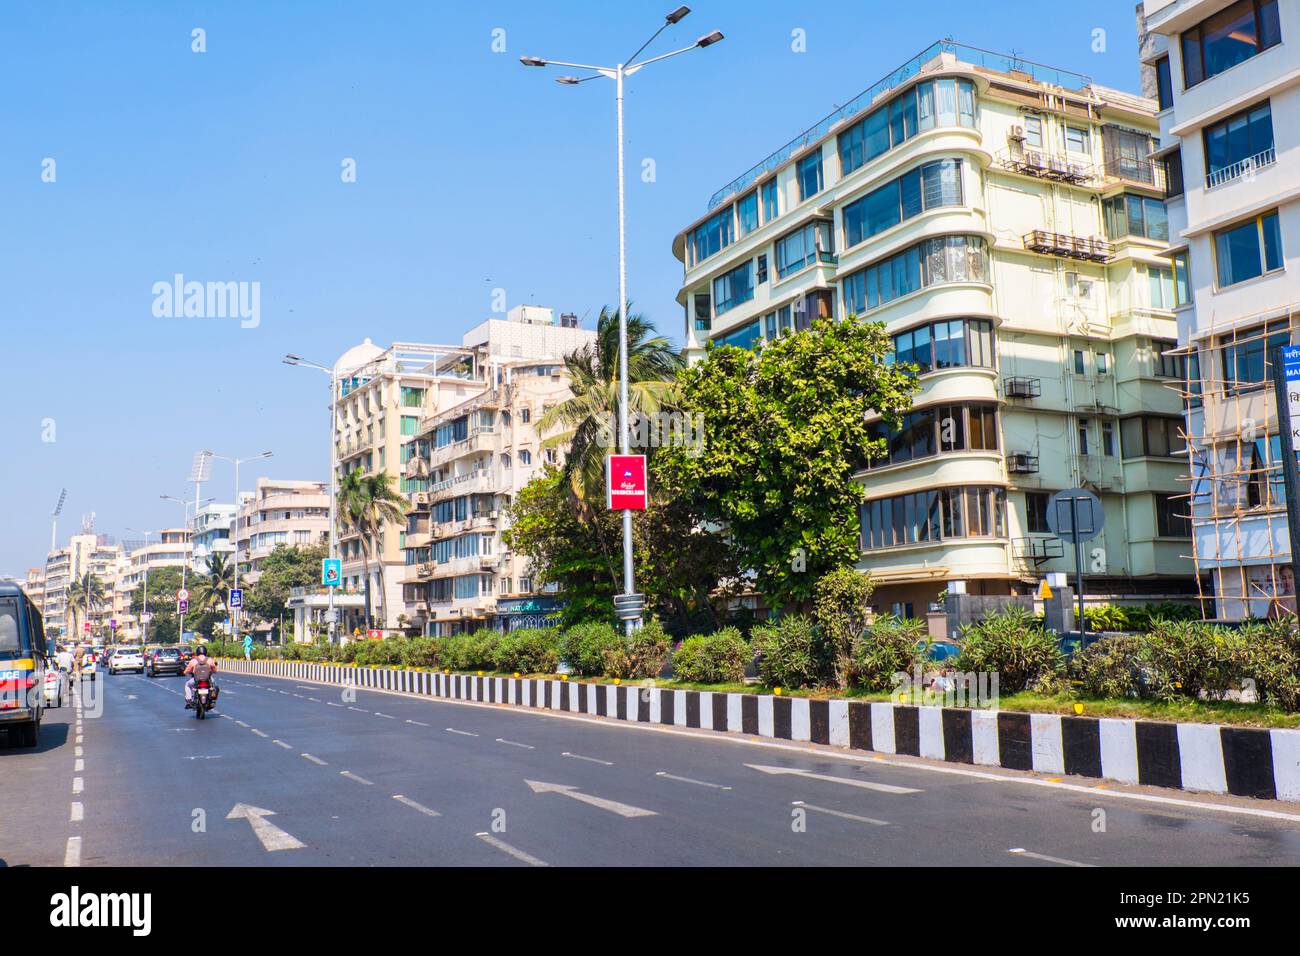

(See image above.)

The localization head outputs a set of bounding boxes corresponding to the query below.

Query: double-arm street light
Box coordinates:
[161,494,214,641]
[521,6,723,633]
[205,450,273,645]
[283,353,340,643]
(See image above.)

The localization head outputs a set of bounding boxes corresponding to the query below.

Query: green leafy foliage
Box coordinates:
[852,614,929,691]
[245,543,329,627]
[437,630,500,671]
[954,606,1064,694]
[1070,634,1147,698]
[491,628,562,674]
[558,621,621,676]
[658,317,918,608]
[751,614,832,689]
[672,627,751,684]
[812,566,874,689]
[602,618,672,680]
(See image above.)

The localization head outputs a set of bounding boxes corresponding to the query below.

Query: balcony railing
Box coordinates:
[997,148,1092,185]
[1206,148,1277,190]
[1099,156,1168,193]
[1003,376,1042,399]
[1006,452,1040,474]
[1023,230,1112,263]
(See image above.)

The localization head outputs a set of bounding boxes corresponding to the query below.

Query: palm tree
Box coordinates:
[191,551,235,615]
[66,572,107,641]
[338,470,408,629]
[538,306,684,504]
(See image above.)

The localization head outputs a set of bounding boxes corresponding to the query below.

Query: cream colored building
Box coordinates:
[332,306,592,634]
[673,41,1196,615]
[42,532,125,641]
[234,478,330,583]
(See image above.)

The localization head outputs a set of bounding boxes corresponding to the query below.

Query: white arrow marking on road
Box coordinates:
[744,764,920,794]
[792,800,889,826]
[656,771,731,790]
[561,751,613,766]
[525,779,657,818]
[226,804,306,852]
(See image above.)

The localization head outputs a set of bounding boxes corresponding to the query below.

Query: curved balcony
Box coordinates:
[856,452,1006,498]
[907,366,1000,405]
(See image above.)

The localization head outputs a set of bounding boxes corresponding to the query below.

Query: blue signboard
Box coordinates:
[322,558,342,588]
[229,588,243,609]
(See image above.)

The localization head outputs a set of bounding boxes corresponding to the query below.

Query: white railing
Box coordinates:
[1206,147,1276,190]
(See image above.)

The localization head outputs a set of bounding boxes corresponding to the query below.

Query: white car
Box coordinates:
[44,667,68,707]
[108,649,144,674]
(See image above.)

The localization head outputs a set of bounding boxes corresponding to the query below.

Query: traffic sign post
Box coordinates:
[1046,487,1104,646]
[321,558,342,587]
[606,455,647,511]
[1270,345,1300,598]
[229,588,243,609]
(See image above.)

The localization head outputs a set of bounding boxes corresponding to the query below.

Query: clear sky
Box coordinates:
[0,0,1147,575]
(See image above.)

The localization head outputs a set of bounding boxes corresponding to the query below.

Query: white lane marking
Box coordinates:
[250,729,268,738]
[226,804,305,852]
[308,697,321,703]
[347,706,369,713]
[75,735,83,744]
[745,764,920,795]
[393,794,441,817]
[70,802,84,822]
[525,779,657,818]
[496,737,534,749]
[74,745,83,757]
[656,771,731,790]
[292,694,304,699]
[327,702,343,708]
[74,759,84,772]
[296,686,315,690]
[406,719,429,727]
[562,751,613,766]
[272,739,292,750]
[72,777,84,794]
[1008,848,1095,867]
[475,832,548,867]
[64,836,82,867]
[340,770,374,786]
[301,753,328,766]
[235,720,249,727]
[374,712,395,720]
[791,800,889,827]
[222,667,1300,826]
[446,728,478,737]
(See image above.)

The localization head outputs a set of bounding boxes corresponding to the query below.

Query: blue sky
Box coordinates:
[0,0,1146,574]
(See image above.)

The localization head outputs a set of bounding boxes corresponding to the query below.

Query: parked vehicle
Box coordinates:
[0,584,48,747]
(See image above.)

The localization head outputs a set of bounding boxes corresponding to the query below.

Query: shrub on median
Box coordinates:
[953,606,1064,694]
[751,614,832,689]
[438,629,500,671]
[601,618,672,680]
[672,627,750,684]
[491,628,561,674]
[559,621,621,676]
[851,614,929,692]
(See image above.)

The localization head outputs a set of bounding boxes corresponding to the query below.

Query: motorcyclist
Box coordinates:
[183,644,219,708]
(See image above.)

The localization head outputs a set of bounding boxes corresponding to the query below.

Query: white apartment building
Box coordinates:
[191,502,236,573]
[42,532,125,640]
[234,477,330,582]
[1142,0,1298,619]
[673,40,1198,616]
[332,307,591,634]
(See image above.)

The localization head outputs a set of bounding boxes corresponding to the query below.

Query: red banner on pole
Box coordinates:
[606,455,647,511]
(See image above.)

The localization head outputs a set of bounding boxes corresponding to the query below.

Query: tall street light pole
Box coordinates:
[126,528,154,645]
[206,450,273,646]
[284,354,340,643]
[521,5,723,634]
[162,494,213,642]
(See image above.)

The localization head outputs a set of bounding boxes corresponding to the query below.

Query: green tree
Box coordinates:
[245,542,329,634]
[812,566,876,690]
[338,470,408,628]
[659,317,918,609]
[190,551,234,615]
[66,572,107,640]
[129,566,189,644]
[538,306,684,503]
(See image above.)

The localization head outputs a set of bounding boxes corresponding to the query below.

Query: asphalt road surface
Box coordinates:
[4,668,1300,867]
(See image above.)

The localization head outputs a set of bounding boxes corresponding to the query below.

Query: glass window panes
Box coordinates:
[797,151,823,201]
[736,191,759,236]
[1215,212,1283,287]
[712,260,754,315]
[1181,0,1282,88]
[1204,102,1274,179]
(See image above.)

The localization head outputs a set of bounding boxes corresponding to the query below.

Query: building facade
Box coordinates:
[234,478,330,583]
[42,532,125,641]
[191,502,236,574]
[673,40,1197,615]
[1142,0,1298,619]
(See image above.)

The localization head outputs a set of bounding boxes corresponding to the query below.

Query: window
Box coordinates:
[842,235,989,313]
[1220,319,1290,392]
[1026,492,1051,533]
[842,159,962,248]
[1120,416,1187,458]
[1074,350,1086,375]
[859,486,1005,549]
[1103,194,1168,241]
[1164,148,1185,199]
[1149,266,1177,310]
[1064,125,1090,154]
[736,191,759,236]
[519,576,532,594]
[1077,419,1090,456]
[1181,0,1281,87]
[519,407,530,424]
[1155,493,1191,537]
[797,151,823,201]
[715,320,762,351]
[756,254,768,284]
[775,220,833,278]
[760,178,780,222]
[1154,339,1185,378]
[400,415,420,437]
[1096,352,1110,375]
[1171,250,1191,306]
[1215,211,1283,287]
[865,403,1000,468]
[519,450,531,466]
[1023,114,1043,148]
[1102,420,1116,456]
[689,208,734,266]
[693,292,712,332]
[1204,102,1274,186]
[713,260,755,314]
[400,387,425,407]
[1155,57,1173,111]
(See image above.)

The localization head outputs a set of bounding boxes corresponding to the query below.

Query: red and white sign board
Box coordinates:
[606,455,647,511]
[367,629,383,640]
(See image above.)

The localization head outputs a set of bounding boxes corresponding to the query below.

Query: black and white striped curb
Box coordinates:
[222,659,1300,802]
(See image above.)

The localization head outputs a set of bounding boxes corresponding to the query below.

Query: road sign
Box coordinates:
[229,588,243,609]
[321,558,342,587]
[1046,488,1103,543]
[83,622,90,632]
[323,608,339,623]
[110,620,116,630]
[367,628,382,640]
[177,587,190,602]
[606,455,647,511]
[1282,346,1300,437]
[1271,345,1300,594]
[178,599,189,614]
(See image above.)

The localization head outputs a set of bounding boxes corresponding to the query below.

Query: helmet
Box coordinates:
[197,645,209,656]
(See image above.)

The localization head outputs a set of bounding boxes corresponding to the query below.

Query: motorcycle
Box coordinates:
[190,678,217,719]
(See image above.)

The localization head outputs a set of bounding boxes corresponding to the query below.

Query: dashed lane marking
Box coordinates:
[340,770,374,786]
[393,794,441,817]
[791,801,888,827]
[64,836,82,867]
[301,753,328,766]
[475,832,548,867]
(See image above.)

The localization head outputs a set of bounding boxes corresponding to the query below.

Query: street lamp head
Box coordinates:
[696,31,724,48]
[519,56,547,67]
[556,76,581,85]
[283,354,302,365]
[666,5,690,23]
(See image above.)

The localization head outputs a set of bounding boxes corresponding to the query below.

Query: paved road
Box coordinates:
[4,668,1300,867]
